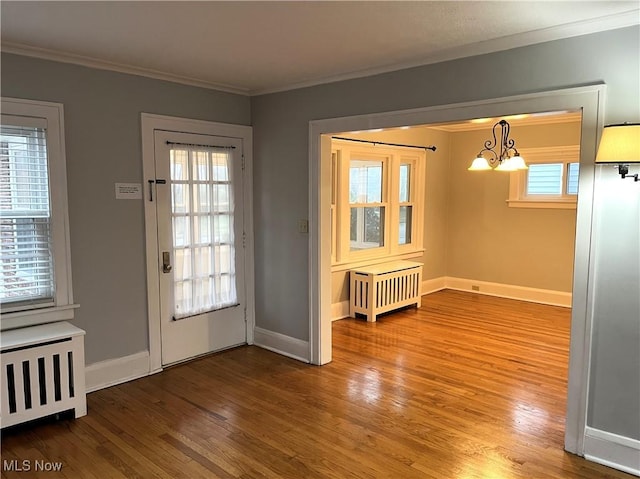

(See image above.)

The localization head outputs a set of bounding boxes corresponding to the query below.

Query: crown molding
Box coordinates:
[1,9,637,97]
[251,9,640,96]
[0,41,250,96]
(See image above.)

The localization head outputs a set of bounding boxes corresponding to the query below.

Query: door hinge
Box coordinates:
[241,154,245,171]
[242,232,246,248]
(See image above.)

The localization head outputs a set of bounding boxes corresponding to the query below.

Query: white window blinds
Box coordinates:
[527,163,564,195]
[526,162,580,196]
[0,124,55,307]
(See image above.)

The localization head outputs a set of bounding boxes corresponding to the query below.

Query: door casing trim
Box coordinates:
[308,85,606,456]
[141,113,255,373]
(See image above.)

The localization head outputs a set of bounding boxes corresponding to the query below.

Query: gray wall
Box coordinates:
[1,53,251,364]
[251,27,639,440]
[587,166,640,439]
[2,26,638,442]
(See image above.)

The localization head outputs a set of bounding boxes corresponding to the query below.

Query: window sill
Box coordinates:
[1,304,80,331]
[331,250,424,273]
[507,199,577,210]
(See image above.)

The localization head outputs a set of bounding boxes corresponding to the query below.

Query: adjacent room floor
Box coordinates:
[1,290,632,478]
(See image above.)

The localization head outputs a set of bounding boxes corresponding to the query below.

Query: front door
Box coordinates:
[153,130,246,365]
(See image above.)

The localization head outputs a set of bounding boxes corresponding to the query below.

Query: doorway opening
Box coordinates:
[309,85,606,456]
[328,111,582,322]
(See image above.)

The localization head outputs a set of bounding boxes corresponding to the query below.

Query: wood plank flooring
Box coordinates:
[1,290,633,478]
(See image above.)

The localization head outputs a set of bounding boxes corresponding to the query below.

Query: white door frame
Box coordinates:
[309,84,606,456]
[141,113,255,374]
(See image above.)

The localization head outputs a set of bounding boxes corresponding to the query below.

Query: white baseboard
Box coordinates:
[445,276,572,308]
[331,300,350,321]
[85,351,152,393]
[331,275,568,319]
[253,327,310,363]
[422,276,447,295]
[584,427,640,476]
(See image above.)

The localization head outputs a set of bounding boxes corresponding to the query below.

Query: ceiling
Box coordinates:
[1,1,638,96]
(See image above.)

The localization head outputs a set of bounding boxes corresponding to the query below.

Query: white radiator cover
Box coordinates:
[1,322,86,428]
[350,260,423,322]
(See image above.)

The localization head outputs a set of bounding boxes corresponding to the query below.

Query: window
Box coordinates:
[331,140,425,269]
[1,98,76,330]
[508,146,580,209]
[349,159,385,251]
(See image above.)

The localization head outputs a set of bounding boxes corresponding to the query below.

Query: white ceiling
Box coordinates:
[1,1,638,96]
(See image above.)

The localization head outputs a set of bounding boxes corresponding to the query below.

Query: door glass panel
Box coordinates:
[170,150,189,181]
[170,146,237,319]
[212,152,230,181]
[193,184,210,213]
[172,216,189,247]
[195,216,211,243]
[212,185,231,212]
[192,152,209,181]
[171,184,189,213]
[213,215,232,243]
[174,248,191,281]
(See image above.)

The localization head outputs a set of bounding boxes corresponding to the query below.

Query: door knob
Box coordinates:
[162,251,173,273]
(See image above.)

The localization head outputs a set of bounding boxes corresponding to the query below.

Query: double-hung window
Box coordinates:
[349,158,386,251]
[332,140,425,269]
[508,146,580,209]
[1,98,75,330]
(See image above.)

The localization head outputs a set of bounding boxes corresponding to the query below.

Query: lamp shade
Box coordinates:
[509,155,528,170]
[495,158,517,172]
[595,123,640,164]
[468,156,491,171]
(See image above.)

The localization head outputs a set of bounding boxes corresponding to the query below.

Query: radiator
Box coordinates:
[349,260,422,322]
[1,322,86,429]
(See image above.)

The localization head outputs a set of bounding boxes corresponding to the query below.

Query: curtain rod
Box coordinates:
[166,141,236,150]
[332,136,436,152]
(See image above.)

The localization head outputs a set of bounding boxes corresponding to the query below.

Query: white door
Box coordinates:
[153,130,246,365]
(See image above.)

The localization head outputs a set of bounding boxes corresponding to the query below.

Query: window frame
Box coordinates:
[331,140,425,271]
[1,97,77,330]
[507,145,580,209]
[346,155,388,254]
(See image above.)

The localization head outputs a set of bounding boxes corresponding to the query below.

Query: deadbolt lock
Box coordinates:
[162,251,173,273]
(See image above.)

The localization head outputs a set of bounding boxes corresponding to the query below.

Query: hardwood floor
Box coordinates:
[1,290,632,478]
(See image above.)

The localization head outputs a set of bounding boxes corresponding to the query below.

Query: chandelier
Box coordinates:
[468,119,527,171]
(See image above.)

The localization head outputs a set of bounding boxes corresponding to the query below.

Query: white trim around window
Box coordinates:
[331,140,425,271]
[1,97,77,330]
[508,145,580,209]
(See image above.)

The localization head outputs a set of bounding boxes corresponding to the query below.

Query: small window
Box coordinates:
[1,98,76,330]
[508,146,580,209]
[526,162,580,197]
